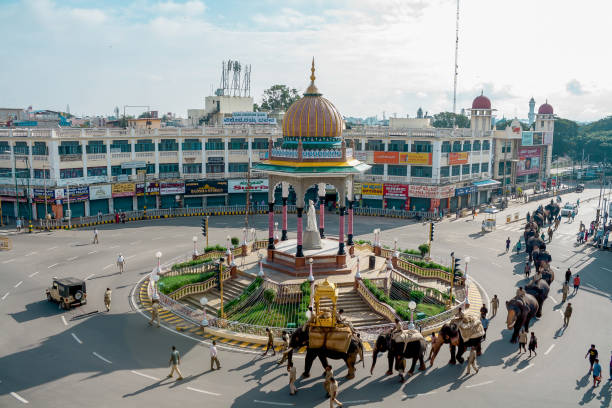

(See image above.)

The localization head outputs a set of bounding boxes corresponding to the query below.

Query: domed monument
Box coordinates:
[254,59,370,276]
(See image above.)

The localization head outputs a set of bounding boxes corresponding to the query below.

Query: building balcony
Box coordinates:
[182,172,202,180]
[87,153,107,162]
[228,172,248,179]
[206,150,225,157]
[158,172,180,179]
[111,152,131,160]
[135,151,155,159]
[59,154,83,162]
[159,151,178,158]
[386,175,408,183]
[183,150,201,157]
[205,172,226,179]
[410,176,434,185]
[360,174,384,182]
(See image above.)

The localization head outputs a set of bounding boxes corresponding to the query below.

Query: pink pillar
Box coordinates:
[338,206,346,255]
[281,197,288,241]
[296,207,304,257]
[347,200,354,246]
[267,202,275,249]
[319,195,325,238]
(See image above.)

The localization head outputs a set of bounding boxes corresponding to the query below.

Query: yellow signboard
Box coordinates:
[111,183,136,197]
[361,183,383,198]
[0,237,12,251]
[399,152,432,165]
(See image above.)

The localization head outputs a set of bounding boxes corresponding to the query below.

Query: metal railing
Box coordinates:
[355,279,399,322]
[168,269,231,300]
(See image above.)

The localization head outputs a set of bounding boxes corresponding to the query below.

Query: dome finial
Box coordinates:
[310,57,316,82]
[305,57,320,95]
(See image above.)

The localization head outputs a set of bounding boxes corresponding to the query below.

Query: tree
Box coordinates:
[431,112,470,128]
[260,85,300,112]
[495,118,529,131]
[552,118,579,159]
[263,289,276,312]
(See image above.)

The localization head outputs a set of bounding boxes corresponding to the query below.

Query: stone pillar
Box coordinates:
[338,206,346,255]
[318,182,325,238]
[281,182,289,241]
[296,207,304,257]
[268,202,275,249]
[347,200,354,246]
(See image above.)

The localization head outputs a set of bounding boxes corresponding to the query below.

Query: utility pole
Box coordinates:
[14,153,20,220]
[452,0,460,128]
[66,184,71,229]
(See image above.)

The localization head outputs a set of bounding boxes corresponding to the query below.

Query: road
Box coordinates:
[0,187,610,407]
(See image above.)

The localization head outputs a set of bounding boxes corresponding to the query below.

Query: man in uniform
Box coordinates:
[167,346,184,380]
[149,299,160,327]
[562,281,569,303]
[93,228,99,244]
[323,365,334,397]
[490,295,499,317]
[564,302,573,327]
[104,288,112,312]
[262,327,276,357]
[337,309,355,332]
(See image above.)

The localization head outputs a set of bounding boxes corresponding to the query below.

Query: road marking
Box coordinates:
[602,267,612,272]
[187,387,221,396]
[25,251,38,257]
[253,401,293,406]
[343,401,370,404]
[28,271,39,278]
[14,281,23,288]
[516,364,533,374]
[130,240,142,246]
[109,245,119,249]
[152,237,164,240]
[131,370,160,381]
[10,392,28,404]
[2,292,9,300]
[85,274,95,280]
[71,333,83,344]
[47,246,58,251]
[422,391,437,396]
[61,316,68,326]
[88,251,97,255]
[549,296,557,304]
[67,256,78,261]
[2,258,15,264]
[92,352,112,364]
[545,344,555,355]
[103,264,113,270]
[126,255,136,260]
[48,263,58,269]
[466,380,494,388]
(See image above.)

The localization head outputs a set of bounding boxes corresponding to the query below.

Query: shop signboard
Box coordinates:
[436,185,456,199]
[0,186,23,197]
[399,152,432,165]
[383,183,408,198]
[65,186,89,202]
[32,189,54,203]
[361,182,383,199]
[185,180,228,196]
[455,186,477,196]
[54,188,65,200]
[517,146,541,176]
[521,131,533,146]
[354,151,367,161]
[449,152,469,165]
[409,185,444,198]
[373,151,399,164]
[136,182,160,196]
[353,182,362,196]
[160,182,185,195]
[111,183,136,198]
[223,112,276,125]
[532,131,544,145]
[543,132,553,145]
[228,179,268,193]
[89,184,112,200]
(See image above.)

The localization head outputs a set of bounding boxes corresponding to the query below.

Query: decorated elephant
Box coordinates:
[430,314,485,365]
[371,331,427,382]
[538,264,555,285]
[526,236,545,260]
[545,200,561,223]
[287,326,363,379]
[532,205,549,228]
[525,278,550,318]
[505,294,539,343]
[533,247,552,271]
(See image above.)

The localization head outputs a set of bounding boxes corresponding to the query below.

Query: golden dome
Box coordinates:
[282,59,343,138]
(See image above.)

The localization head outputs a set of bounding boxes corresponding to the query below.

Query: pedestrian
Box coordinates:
[149,299,160,327]
[16,218,22,232]
[609,351,612,382]
[593,359,602,387]
[472,207,476,220]
[262,327,276,356]
[584,230,588,243]
[506,237,511,252]
[324,365,334,397]
[526,211,531,223]
[524,262,531,278]
[480,303,488,319]
[490,295,499,317]
[104,288,112,312]
[565,268,572,284]
[428,332,437,361]
[167,346,184,380]
[277,330,290,366]
[287,361,297,395]
[465,346,479,375]
[547,227,553,242]
[563,302,573,327]
[518,329,528,353]
[328,377,342,408]
[561,281,569,303]
[528,332,538,357]
[210,340,221,371]
[93,228,99,244]
[586,344,599,372]
[573,274,580,295]
[480,315,489,341]
[117,253,125,274]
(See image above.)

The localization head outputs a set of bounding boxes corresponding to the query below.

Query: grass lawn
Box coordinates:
[158,271,216,295]
[229,302,302,327]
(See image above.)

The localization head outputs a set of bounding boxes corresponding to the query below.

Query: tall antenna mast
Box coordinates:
[452,0,460,127]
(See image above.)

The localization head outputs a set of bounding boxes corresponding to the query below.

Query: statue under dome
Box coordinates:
[303,200,322,250]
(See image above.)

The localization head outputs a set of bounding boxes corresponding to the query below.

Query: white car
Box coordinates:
[560,203,577,217]
[483,206,500,214]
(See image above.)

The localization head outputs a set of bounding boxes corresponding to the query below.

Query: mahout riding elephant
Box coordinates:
[539,264,555,285]
[506,294,539,343]
[287,326,362,379]
[533,247,552,271]
[526,236,545,261]
[525,278,550,318]
[371,332,427,381]
[545,200,560,223]
[430,315,484,365]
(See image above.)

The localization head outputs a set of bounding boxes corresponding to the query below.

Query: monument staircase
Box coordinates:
[179,278,251,317]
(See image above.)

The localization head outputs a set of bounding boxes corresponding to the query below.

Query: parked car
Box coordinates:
[576,184,585,193]
[46,277,87,310]
[560,203,578,217]
[483,205,500,214]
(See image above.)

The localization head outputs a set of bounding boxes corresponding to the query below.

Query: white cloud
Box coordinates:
[566,79,586,96]
[155,0,206,15]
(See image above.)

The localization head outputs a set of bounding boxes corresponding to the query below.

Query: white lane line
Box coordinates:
[67,256,78,261]
[25,251,38,257]
[2,292,9,300]
[88,251,97,255]
[47,246,58,251]
[109,245,119,249]
[10,392,28,404]
[61,316,68,326]
[253,400,293,406]
[602,267,612,272]
[126,255,136,260]
[92,352,112,364]
[187,387,221,396]
[516,364,533,374]
[103,264,113,270]
[28,271,39,278]
[549,296,557,304]
[131,370,160,381]
[71,333,83,344]
[152,237,164,240]
[466,380,494,388]
[85,273,95,280]
[2,258,15,264]
[545,344,555,355]
[48,263,58,269]
[14,281,23,288]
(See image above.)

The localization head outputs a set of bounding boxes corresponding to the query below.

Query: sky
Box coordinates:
[1,0,611,122]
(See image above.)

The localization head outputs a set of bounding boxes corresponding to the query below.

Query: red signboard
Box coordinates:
[373,151,399,164]
[383,183,408,198]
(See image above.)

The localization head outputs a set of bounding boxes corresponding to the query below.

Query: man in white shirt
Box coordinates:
[117,254,125,274]
[93,228,99,244]
[210,340,221,370]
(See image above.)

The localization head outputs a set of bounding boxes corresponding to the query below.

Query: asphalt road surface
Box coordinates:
[1,187,611,407]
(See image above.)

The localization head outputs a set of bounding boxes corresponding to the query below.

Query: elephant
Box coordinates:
[525,278,550,318]
[370,333,427,382]
[526,236,545,261]
[287,326,363,379]
[505,294,539,343]
[430,317,484,365]
[545,200,561,223]
[539,264,555,285]
[533,248,552,271]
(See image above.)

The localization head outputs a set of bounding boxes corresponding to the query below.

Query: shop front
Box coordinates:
[227,179,269,206]
[136,182,160,210]
[361,182,383,208]
[61,186,89,217]
[160,182,185,209]
[112,183,136,212]
[185,179,228,208]
[89,184,112,215]
[383,183,409,210]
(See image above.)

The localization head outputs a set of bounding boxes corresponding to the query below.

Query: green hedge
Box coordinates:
[223,277,263,315]
[158,270,217,295]
[363,279,445,320]
[296,281,311,326]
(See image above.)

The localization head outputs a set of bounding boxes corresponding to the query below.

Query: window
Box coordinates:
[388,140,407,152]
[472,140,481,151]
[472,163,480,173]
[159,163,179,174]
[0,142,9,153]
[388,165,407,176]
[58,141,82,155]
[410,166,432,177]
[110,140,130,153]
[32,142,48,155]
[135,139,155,152]
[183,163,202,174]
[205,138,224,150]
[462,164,470,174]
[365,140,384,151]
[87,166,107,177]
[228,162,248,173]
[412,141,432,153]
[146,163,155,174]
[86,141,107,154]
[158,139,178,152]
[452,141,462,152]
[60,168,83,179]
[229,138,247,150]
[482,140,490,150]
[111,166,130,176]
[541,121,544,127]
[452,165,460,176]
[0,168,11,177]
[501,142,512,153]
[14,142,29,155]
[367,164,384,175]
[498,161,511,175]
[15,168,29,178]
[181,139,202,151]
[34,169,50,179]
[440,166,450,177]
[206,163,224,174]
[252,138,268,150]
[481,163,489,173]
[462,141,471,152]
[441,141,451,153]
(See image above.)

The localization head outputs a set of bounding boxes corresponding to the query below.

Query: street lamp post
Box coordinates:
[200,296,209,327]
[242,227,247,246]
[258,252,264,277]
[192,236,198,257]
[308,257,314,308]
[464,256,471,305]
[155,251,162,274]
[408,300,417,330]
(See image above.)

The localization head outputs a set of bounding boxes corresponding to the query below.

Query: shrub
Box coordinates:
[157,270,216,295]
[231,237,240,246]
[401,248,422,256]
[355,239,372,245]
[263,288,276,309]
[418,243,430,257]
[171,258,213,271]
[409,290,425,303]
[297,281,311,325]
[223,277,263,315]
[203,244,227,253]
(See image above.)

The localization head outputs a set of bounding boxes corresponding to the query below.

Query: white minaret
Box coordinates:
[528,97,535,125]
[535,100,555,178]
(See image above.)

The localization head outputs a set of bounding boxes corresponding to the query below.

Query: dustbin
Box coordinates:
[369,255,376,269]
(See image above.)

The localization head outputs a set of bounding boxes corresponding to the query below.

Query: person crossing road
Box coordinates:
[117,253,125,274]
[104,288,111,312]
[506,237,511,252]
